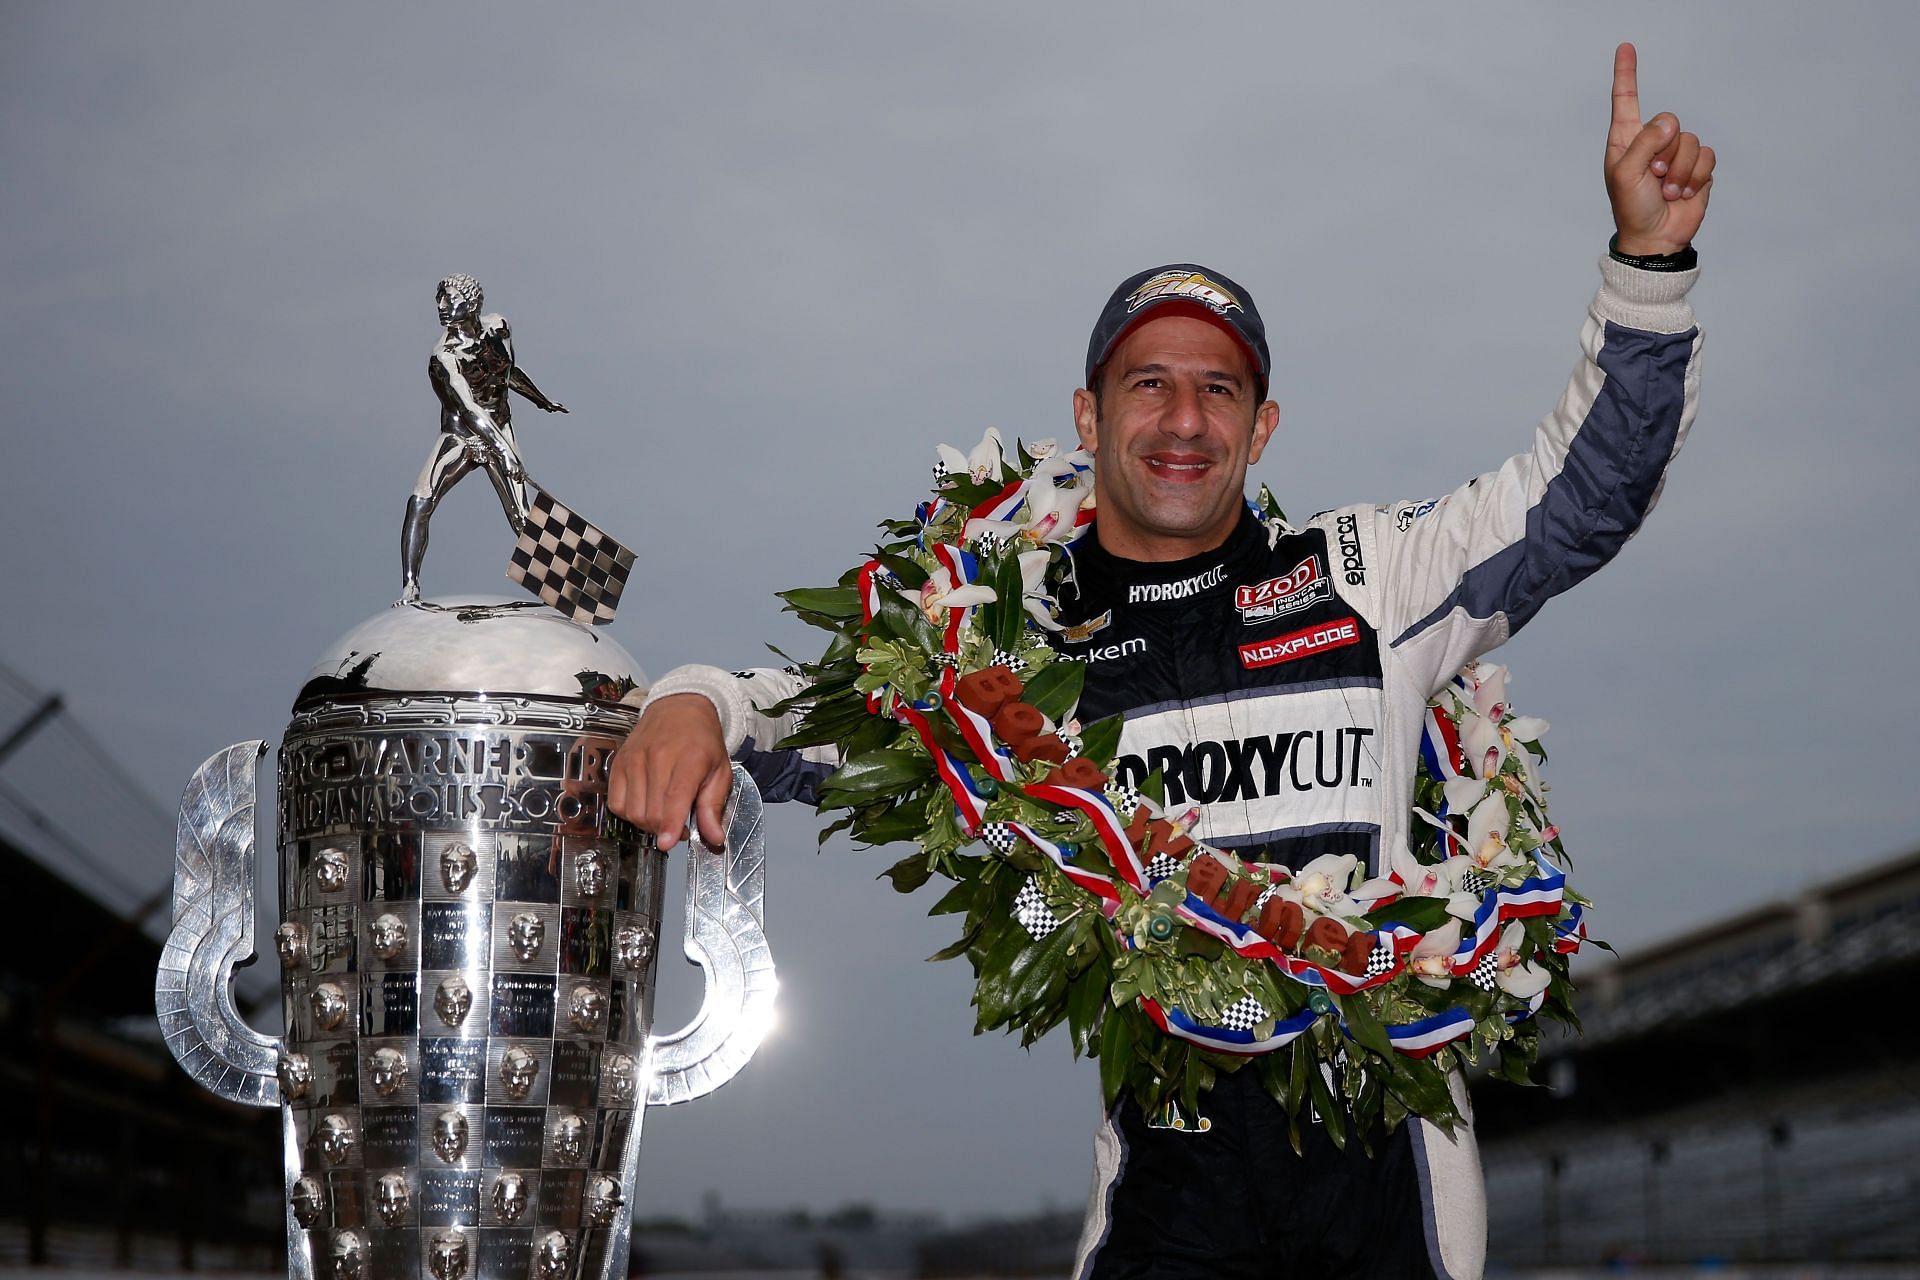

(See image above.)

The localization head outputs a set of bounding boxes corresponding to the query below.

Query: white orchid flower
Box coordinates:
[1466,662,1509,721]
[1025,438,1058,460]
[1016,549,1064,631]
[1460,712,1506,779]
[912,565,996,624]
[1408,920,1463,989]
[1504,715,1549,744]
[965,457,1093,548]
[1287,853,1360,917]
[1465,793,1521,871]
[1387,848,1487,921]
[936,427,1006,485]
[1442,775,1488,816]
[1494,921,1552,1000]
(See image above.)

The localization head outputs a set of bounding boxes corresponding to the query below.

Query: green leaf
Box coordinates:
[1098,1003,1133,1106]
[992,551,1028,653]
[880,851,934,893]
[778,585,863,619]
[1363,896,1455,932]
[823,748,928,795]
[1077,714,1123,765]
[856,804,936,847]
[1022,659,1086,722]
[926,930,978,963]
[1335,992,1394,1059]
[1066,971,1107,1058]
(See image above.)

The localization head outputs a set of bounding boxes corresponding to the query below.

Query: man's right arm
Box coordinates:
[607,664,833,850]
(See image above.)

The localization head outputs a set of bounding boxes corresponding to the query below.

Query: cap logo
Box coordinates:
[1125,270,1242,315]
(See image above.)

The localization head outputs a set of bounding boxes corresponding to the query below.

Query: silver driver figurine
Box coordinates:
[400,273,568,603]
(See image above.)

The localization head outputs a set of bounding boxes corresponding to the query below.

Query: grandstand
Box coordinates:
[0,662,281,1268]
[1474,847,1920,1267]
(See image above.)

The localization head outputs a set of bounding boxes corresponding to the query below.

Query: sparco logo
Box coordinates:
[1239,617,1361,670]
[1129,564,1226,604]
[1234,555,1329,623]
[1113,727,1375,806]
[1336,511,1366,586]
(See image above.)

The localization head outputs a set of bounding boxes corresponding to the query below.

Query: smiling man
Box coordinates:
[608,44,1713,1279]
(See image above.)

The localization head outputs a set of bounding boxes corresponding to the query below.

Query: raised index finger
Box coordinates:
[1608,42,1642,162]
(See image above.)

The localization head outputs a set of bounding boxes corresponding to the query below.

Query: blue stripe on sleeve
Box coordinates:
[738,736,835,806]
[1393,321,1695,648]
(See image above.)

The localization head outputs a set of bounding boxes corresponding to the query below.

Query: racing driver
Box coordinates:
[606,43,1714,1280]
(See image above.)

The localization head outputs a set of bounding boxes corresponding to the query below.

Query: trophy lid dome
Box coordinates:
[294,597,647,709]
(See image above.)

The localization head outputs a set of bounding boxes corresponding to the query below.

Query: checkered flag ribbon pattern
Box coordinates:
[506,485,636,625]
[1012,878,1060,939]
[1468,952,1500,991]
[1365,940,1397,977]
[1218,995,1269,1032]
[1146,852,1181,881]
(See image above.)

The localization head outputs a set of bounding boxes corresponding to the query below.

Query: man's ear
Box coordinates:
[1247,399,1281,465]
[1072,386,1099,452]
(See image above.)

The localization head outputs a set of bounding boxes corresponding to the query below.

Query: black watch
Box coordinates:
[1609,233,1697,273]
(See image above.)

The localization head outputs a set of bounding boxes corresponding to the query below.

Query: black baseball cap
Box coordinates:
[1085,263,1270,398]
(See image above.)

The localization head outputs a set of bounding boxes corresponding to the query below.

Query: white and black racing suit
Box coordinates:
[632,255,1702,1278]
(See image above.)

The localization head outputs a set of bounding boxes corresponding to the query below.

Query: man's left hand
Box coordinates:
[1605,42,1716,256]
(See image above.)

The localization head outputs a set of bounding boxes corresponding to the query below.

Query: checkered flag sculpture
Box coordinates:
[1218,995,1269,1032]
[1012,878,1060,939]
[507,485,636,625]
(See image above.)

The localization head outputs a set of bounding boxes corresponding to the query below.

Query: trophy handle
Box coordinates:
[646,763,777,1105]
[155,740,282,1107]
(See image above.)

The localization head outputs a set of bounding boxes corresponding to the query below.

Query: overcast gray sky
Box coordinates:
[4,1,1917,1222]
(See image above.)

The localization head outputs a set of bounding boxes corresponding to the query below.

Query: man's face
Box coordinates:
[1071,314,1278,562]
[437,287,477,329]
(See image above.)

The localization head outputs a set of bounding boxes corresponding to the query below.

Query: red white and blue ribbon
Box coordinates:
[1025,781,1149,892]
[1008,821,1122,902]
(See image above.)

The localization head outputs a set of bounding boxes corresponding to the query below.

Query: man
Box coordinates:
[400,273,569,604]
[609,45,1712,1279]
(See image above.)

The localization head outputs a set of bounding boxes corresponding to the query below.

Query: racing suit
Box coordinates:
[634,255,1702,1278]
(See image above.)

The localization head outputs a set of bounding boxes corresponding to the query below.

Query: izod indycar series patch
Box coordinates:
[1234,555,1330,624]
[1238,616,1362,669]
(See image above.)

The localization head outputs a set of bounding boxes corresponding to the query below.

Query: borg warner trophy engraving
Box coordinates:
[403,275,636,626]
[155,284,775,1280]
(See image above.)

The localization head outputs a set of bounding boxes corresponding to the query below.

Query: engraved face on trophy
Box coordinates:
[492,1172,529,1224]
[276,921,310,969]
[440,842,477,894]
[568,983,607,1033]
[317,1113,356,1166]
[368,1047,409,1097]
[330,1231,365,1280]
[551,1111,587,1163]
[574,848,610,898]
[432,1109,468,1164]
[429,1229,470,1280]
[535,1231,573,1278]
[370,913,409,961]
[291,1175,326,1228]
[278,1051,313,1101]
[500,1045,540,1100]
[434,974,472,1027]
[615,921,654,971]
[604,1050,637,1106]
[314,847,351,894]
[311,982,349,1032]
[508,911,546,961]
[585,1174,623,1227]
[374,1172,411,1227]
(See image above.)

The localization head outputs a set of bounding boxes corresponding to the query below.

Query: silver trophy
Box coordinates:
[156,281,773,1280]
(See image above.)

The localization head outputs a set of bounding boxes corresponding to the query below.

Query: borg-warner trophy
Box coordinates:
[155,277,775,1280]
